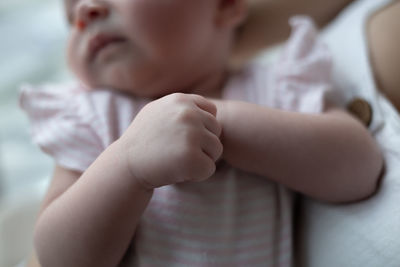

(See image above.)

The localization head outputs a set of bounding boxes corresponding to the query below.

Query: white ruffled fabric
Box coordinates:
[20,83,104,172]
[20,83,148,172]
[273,16,333,114]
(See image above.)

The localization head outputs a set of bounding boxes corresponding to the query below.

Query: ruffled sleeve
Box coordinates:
[19,83,105,172]
[272,16,334,113]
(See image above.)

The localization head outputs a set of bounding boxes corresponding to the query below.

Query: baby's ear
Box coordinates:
[215,0,248,28]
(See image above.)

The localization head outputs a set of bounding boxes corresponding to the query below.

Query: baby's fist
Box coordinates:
[119,93,223,189]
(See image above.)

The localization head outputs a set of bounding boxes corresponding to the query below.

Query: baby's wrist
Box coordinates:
[209,99,231,126]
[109,139,155,192]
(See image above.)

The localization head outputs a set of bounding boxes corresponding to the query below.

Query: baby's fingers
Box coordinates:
[201,130,223,162]
[199,109,222,137]
[191,94,217,117]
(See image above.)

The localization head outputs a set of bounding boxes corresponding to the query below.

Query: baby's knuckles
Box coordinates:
[172,141,214,183]
[161,96,216,182]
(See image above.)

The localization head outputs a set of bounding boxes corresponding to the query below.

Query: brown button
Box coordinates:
[346,98,373,127]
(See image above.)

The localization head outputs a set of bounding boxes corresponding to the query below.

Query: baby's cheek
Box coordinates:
[67,37,84,76]
[123,2,188,52]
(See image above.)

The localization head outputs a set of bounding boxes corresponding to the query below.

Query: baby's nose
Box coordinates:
[75,1,109,30]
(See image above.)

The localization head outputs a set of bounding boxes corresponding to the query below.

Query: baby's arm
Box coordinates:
[34,144,153,267]
[214,100,383,203]
[34,94,222,267]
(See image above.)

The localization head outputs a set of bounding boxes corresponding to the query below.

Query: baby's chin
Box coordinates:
[85,69,153,97]
[94,73,185,98]
[80,71,137,95]
[82,62,194,98]
[84,78,169,99]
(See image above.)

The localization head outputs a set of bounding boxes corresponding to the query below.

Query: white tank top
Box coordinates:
[320,0,395,134]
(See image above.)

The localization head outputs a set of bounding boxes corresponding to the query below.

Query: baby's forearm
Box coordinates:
[34,141,153,267]
[215,100,383,203]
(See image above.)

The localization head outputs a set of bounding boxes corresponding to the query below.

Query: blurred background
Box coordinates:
[0,0,69,200]
[0,0,72,265]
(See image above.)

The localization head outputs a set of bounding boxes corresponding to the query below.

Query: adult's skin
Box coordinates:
[368,0,400,111]
[231,0,358,66]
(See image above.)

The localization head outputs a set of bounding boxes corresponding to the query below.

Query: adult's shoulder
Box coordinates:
[368,0,400,110]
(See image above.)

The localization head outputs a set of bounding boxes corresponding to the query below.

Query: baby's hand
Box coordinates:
[118,93,223,189]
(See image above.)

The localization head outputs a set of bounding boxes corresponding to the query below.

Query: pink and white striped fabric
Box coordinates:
[20,17,332,266]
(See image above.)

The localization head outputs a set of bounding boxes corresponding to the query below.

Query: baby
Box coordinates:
[21,0,383,266]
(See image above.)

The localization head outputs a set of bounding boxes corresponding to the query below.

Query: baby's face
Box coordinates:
[65,0,228,97]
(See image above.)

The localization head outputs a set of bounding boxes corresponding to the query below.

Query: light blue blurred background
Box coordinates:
[0,2,79,264]
[0,0,72,203]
